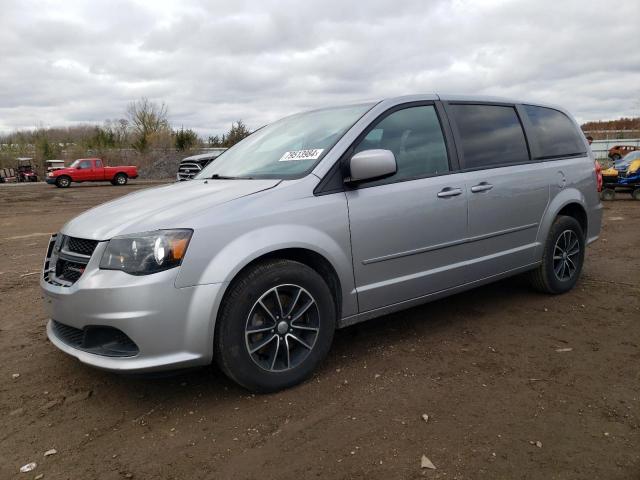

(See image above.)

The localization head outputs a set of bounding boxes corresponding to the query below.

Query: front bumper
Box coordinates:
[46,177,57,184]
[42,239,226,372]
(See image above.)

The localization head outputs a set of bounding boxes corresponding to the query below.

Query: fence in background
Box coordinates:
[589,138,640,161]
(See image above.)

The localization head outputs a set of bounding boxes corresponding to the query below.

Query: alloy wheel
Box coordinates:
[245,284,320,372]
[553,229,580,281]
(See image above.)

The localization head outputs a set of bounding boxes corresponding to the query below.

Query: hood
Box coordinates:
[62,179,280,240]
[51,167,74,176]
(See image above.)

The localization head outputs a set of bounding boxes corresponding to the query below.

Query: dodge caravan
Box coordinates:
[42,95,602,392]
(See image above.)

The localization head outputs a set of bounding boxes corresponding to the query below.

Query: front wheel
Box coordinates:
[529,216,585,294]
[215,259,336,392]
[55,176,71,188]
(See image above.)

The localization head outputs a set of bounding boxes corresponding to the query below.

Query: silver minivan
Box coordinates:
[42,94,602,391]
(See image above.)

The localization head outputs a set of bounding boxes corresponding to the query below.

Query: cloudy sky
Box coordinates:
[1,0,638,136]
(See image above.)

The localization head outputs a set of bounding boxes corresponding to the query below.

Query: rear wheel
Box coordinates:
[215,259,336,392]
[113,173,128,186]
[529,216,585,294]
[601,188,615,201]
[55,176,71,188]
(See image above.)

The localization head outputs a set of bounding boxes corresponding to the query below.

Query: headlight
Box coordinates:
[99,229,192,275]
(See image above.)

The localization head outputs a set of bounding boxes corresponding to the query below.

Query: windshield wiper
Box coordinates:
[209,174,253,180]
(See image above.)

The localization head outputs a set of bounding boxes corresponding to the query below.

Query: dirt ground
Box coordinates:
[1,182,639,480]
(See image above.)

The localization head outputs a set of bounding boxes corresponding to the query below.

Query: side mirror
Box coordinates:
[347,149,397,183]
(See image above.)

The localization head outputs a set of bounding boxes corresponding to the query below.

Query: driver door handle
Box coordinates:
[470,182,494,193]
[437,187,463,198]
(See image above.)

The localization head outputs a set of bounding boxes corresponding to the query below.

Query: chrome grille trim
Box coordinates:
[177,162,203,181]
[43,234,99,287]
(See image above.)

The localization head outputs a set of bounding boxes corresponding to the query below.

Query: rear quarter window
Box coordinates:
[522,105,586,159]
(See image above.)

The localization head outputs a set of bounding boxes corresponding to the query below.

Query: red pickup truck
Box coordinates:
[46,158,138,188]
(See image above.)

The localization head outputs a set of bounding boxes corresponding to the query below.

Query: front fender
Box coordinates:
[177,225,357,317]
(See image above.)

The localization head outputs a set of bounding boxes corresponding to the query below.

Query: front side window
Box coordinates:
[196,103,374,180]
[523,105,586,159]
[353,105,449,184]
[79,160,92,169]
[450,104,529,169]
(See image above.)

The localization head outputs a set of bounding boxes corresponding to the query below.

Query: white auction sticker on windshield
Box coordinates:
[279,149,324,162]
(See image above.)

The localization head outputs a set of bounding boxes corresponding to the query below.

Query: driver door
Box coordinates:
[345,103,469,313]
[74,160,93,181]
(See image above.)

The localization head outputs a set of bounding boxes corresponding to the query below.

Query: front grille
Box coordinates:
[51,320,139,357]
[67,237,98,256]
[56,259,85,283]
[177,161,203,181]
[43,234,99,287]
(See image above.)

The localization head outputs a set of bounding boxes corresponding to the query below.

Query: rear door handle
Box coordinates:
[437,187,463,198]
[470,182,493,193]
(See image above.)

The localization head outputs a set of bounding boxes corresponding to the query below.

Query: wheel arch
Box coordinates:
[222,248,343,321]
[537,189,589,258]
[557,202,588,236]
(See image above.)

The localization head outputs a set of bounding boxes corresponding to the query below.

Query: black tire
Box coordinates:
[529,216,585,295]
[215,259,336,392]
[601,188,615,201]
[632,189,640,201]
[114,173,128,186]
[55,176,71,188]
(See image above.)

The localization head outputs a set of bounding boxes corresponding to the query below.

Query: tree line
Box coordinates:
[0,98,252,162]
[581,117,640,132]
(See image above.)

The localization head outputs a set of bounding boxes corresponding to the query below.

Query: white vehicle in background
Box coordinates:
[176,149,227,181]
[46,160,66,173]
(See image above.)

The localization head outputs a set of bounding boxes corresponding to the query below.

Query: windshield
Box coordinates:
[196,103,374,180]
[69,160,80,168]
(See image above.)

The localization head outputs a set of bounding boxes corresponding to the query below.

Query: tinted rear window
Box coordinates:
[450,104,529,169]
[523,105,586,158]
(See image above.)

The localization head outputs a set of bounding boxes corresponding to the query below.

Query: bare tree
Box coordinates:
[127,98,170,152]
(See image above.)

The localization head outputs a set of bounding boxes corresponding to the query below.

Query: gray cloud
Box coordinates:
[0,0,638,136]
